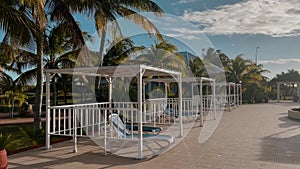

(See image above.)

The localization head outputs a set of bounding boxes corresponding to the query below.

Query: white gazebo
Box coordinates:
[144,77,216,127]
[45,65,183,159]
[215,82,242,111]
[276,81,300,102]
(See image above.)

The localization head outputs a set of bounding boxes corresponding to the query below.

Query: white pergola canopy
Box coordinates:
[45,64,181,78]
[45,64,183,159]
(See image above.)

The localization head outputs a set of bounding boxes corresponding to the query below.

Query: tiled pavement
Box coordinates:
[8,102,300,169]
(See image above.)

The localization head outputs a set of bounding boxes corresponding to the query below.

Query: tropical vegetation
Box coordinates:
[0,0,299,134]
[0,0,164,129]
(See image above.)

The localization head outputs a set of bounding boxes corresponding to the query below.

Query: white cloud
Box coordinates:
[181,0,300,37]
[259,58,300,64]
[172,0,202,5]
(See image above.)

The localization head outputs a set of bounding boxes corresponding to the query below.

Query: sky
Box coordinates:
[148,0,300,78]
[1,0,300,79]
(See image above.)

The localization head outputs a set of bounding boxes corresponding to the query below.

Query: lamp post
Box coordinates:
[75,78,84,103]
[255,47,259,64]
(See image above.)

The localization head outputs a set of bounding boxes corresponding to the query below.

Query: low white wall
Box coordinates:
[288,108,300,120]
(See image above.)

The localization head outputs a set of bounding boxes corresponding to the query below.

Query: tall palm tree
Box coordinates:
[44,22,81,105]
[8,0,47,129]
[63,0,164,92]
[62,0,163,67]
[12,0,85,129]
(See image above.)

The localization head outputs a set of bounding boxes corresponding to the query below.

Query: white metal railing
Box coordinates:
[47,97,215,137]
[46,96,216,153]
[49,102,109,138]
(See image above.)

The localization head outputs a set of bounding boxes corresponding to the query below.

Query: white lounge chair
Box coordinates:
[108,113,175,156]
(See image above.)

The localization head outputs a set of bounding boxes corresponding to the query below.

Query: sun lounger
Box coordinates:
[108,113,175,155]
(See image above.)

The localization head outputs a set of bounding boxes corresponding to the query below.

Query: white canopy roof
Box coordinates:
[45,64,181,78]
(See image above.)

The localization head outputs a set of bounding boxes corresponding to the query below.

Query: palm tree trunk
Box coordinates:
[99,28,107,67]
[11,100,14,119]
[95,27,107,94]
[64,91,67,104]
[34,31,44,129]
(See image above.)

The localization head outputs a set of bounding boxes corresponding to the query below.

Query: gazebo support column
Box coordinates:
[45,72,51,150]
[178,75,183,137]
[297,83,300,102]
[277,83,280,102]
[200,79,203,127]
[213,80,216,120]
[137,67,144,159]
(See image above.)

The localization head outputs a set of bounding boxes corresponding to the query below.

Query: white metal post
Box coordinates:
[103,108,107,156]
[228,84,231,112]
[240,84,243,105]
[297,83,300,102]
[233,84,236,107]
[178,75,183,137]
[143,82,146,122]
[73,109,78,153]
[137,66,144,159]
[277,83,280,102]
[200,79,203,127]
[108,77,113,109]
[45,72,51,150]
[213,80,216,120]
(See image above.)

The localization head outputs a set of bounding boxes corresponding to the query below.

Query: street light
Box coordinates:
[255,47,259,64]
[75,78,84,103]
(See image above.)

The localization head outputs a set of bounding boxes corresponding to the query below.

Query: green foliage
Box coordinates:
[18,126,45,147]
[0,106,11,113]
[189,57,208,77]
[271,69,300,82]
[95,85,109,102]
[0,133,14,151]
[191,49,271,103]
[243,82,271,103]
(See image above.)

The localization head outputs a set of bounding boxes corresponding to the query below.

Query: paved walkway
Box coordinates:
[8,103,300,169]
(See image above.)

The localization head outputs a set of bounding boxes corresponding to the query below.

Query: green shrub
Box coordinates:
[0,133,14,151]
[0,106,11,113]
[18,126,45,147]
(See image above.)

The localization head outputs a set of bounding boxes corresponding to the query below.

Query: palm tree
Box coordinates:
[134,41,189,75]
[225,55,268,84]
[44,22,81,105]
[0,72,28,118]
[5,90,28,118]
[189,57,208,77]
[64,0,164,92]
[103,37,143,66]
[0,0,36,45]
[61,0,163,67]
[1,0,85,129]
[223,55,270,103]
[5,0,47,129]
[56,74,72,104]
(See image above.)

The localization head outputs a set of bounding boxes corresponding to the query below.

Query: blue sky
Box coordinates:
[2,0,299,79]
[148,0,300,78]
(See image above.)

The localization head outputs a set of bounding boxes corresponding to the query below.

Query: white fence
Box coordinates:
[46,96,216,154]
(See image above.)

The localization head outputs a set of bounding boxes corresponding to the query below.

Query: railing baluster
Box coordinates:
[58,109,61,134]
